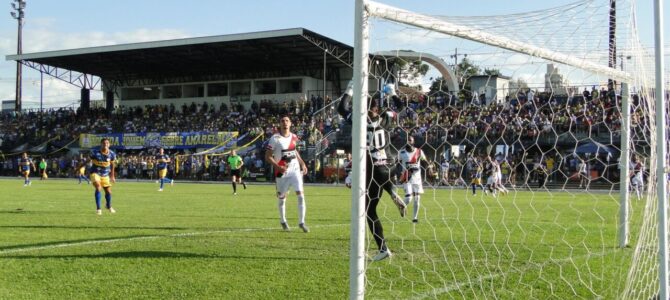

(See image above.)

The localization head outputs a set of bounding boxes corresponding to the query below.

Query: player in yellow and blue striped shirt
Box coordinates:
[18,152,35,187]
[470,159,485,195]
[88,138,117,215]
[156,148,174,192]
[77,158,90,184]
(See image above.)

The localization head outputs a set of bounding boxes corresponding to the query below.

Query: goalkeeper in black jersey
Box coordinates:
[339,81,406,262]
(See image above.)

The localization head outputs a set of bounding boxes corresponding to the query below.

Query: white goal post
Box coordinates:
[348,1,369,299]
[652,0,668,299]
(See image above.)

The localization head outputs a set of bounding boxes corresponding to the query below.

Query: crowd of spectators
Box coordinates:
[0,151,268,182]
[433,150,618,189]
[390,86,645,147]
[0,95,342,182]
[0,97,342,149]
[0,86,640,188]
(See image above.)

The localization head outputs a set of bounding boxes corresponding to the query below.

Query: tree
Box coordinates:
[428,76,450,96]
[483,68,502,76]
[427,59,487,99]
[456,57,481,100]
[456,57,481,82]
[396,59,430,89]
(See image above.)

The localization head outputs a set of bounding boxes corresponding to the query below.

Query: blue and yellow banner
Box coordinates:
[79,132,238,150]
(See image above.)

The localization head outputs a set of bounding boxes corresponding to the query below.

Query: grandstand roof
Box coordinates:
[6,28,353,86]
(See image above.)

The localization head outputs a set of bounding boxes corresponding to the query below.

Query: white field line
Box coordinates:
[0,223,349,255]
[411,250,614,299]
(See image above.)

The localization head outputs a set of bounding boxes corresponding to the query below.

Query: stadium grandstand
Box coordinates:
[2,27,628,190]
[2,28,357,182]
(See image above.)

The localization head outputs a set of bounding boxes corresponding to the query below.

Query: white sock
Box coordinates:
[404,194,411,206]
[297,194,306,224]
[413,194,420,220]
[278,197,287,224]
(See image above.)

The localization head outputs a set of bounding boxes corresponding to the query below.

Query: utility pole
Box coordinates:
[450,48,467,86]
[10,0,26,112]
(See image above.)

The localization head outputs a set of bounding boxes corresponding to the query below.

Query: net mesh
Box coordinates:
[355,0,664,298]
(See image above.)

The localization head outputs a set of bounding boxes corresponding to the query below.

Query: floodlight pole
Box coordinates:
[653,0,668,298]
[349,0,368,299]
[11,0,26,112]
[607,0,616,90]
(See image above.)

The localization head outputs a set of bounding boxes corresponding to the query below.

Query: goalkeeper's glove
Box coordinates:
[344,80,354,97]
[383,83,397,97]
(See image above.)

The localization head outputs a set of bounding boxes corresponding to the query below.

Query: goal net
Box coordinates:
[349,0,665,298]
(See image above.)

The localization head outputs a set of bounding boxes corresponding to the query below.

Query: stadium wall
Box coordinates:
[107,75,352,111]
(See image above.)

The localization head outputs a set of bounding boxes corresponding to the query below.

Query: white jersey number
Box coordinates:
[367,129,386,150]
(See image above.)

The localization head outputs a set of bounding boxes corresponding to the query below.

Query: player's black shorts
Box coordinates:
[366,157,393,201]
[231,169,241,177]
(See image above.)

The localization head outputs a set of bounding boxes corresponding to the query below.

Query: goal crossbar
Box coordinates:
[365,0,633,83]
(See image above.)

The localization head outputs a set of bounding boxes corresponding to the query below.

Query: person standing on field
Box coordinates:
[397,135,428,223]
[578,158,589,189]
[338,81,407,262]
[228,149,247,195]
[265,115,310,233]
[77,158,90,184]
[18,152,35,187]
[155,147,174,192]
[88,138,117,215]
[38,158,48,180]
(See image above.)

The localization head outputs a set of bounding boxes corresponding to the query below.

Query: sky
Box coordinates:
[0,0,667,109]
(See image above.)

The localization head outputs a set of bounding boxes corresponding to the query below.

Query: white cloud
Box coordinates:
[2,26,191,107]
[22,27,191,53]
[0,80,15,101]
[386,28,445,46]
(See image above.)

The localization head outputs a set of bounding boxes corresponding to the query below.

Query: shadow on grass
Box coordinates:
[3,251,318,260]
[166,215,281,220]
[0,209,78,215]
[4,251,213,259]
[0,235,155,252]
[0,225,185,230]
[0,227,349,254]
[0,209,31,214]
[209,215,347,222]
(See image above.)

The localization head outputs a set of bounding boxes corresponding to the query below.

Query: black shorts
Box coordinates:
[366,157,393,202]
[231,169,241,177]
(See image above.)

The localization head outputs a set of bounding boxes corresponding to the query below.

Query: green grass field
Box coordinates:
[0,178,645,299]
